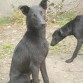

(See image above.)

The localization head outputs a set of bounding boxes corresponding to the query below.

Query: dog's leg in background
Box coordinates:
[40,61,49,83]
[66,40,83,63]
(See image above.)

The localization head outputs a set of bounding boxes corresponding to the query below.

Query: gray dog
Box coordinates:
[51,15,83,63]
[8,0,49,83]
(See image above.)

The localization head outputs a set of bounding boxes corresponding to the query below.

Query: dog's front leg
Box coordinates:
[40,61,49,83]
[66,40,83,63]
[31,64,39,83]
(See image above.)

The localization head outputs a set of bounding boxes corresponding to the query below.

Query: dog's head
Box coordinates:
[51,29,65,46]
[19,0,48,29]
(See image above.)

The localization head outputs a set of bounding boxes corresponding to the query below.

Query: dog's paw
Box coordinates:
[65,59,73,63]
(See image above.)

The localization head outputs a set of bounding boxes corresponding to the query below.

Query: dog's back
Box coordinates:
[72,15,83,39]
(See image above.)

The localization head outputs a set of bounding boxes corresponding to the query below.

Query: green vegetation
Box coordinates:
[3,44,12,49]
[50,44,62,53]
[0,10,25,25]
[0,8,76,26]
[0,52,3,59]
[11,10,25,24]
[55,11,76,26]
[0,17,12,25]
[0,44,14,58]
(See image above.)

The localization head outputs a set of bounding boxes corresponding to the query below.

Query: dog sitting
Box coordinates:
[8,0,49,83]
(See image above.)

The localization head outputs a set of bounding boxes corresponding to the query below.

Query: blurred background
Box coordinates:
[0,0,83,17]
[0,0,83,83]
[0,0,83,25]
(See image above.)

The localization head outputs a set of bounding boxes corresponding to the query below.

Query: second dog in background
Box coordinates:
[51,15,83,63]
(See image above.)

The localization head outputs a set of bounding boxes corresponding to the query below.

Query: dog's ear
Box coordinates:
[59,29,65,37]
[19,5,30,15]
[40,0,48,9]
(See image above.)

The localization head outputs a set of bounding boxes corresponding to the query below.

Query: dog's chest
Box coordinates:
[38,40,48,54]
[29,40,48,64]
[28,39,48,56]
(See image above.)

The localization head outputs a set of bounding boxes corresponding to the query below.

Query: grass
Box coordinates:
[50,44,62,53]
[55,11,76,26]
[3,44,12,49]
[0,10,25,25]
[0,52,3,59]
[11,10,25,24]
[0,44,14,59]
[0,9,76,26]
[0,17,12,25]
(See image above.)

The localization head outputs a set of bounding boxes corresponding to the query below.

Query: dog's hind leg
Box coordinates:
[18,74,30,83]
[9,73,30,83]
[40,61,49,83]
[66,40,83,63]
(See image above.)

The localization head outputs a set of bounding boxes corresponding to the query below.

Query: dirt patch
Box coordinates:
[0,23,83,83]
